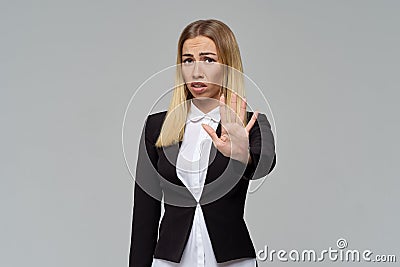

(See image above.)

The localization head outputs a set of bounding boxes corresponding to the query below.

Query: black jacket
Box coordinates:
[129,110,276,267]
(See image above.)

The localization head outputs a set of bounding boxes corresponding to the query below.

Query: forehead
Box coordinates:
[182,36,217,53]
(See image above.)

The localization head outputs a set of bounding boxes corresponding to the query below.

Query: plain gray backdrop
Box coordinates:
[1,0,399,266]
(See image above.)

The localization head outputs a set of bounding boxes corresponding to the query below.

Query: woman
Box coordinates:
[129,19,276,267]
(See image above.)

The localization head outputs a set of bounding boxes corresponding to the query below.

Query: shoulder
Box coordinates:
[142,111,167,141]
[246,111,270,125]
[245,111,273,139]
[145,111,167,128]
[144,110,270,130]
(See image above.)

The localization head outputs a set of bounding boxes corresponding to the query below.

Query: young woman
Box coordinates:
[129,19,276,267]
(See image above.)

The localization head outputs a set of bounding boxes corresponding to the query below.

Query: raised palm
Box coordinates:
[201,92,258,164]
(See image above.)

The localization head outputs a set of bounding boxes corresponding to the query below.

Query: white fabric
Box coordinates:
[152,100,256,267]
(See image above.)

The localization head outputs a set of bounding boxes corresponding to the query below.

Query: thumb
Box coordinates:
[201,123,219,144]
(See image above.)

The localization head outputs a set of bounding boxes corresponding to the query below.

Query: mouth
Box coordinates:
[190,82,207,93]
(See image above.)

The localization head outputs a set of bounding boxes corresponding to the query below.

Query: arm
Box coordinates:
[232,112,276,180]
[129,116,162,267]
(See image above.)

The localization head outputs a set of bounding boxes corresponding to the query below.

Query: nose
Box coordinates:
[192,61,204,79]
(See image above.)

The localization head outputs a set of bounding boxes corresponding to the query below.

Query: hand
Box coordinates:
[201,92,258,164]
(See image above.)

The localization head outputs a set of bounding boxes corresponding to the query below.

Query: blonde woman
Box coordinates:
[129,19,276,267]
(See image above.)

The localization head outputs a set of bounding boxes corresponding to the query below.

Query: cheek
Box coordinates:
[181,67,192,83]
[206,67,224,86]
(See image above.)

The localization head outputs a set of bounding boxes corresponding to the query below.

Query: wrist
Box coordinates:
[236,148,251,165]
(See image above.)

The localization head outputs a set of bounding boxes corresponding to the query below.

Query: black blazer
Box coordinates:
[129,110,276,267]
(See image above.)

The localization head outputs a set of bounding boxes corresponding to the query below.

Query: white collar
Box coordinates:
[187,99,220,123]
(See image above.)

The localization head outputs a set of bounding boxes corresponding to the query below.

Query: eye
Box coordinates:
[182,58,193,64]
[204,57,216,63]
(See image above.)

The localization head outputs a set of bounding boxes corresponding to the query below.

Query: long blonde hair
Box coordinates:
[155,19,248,147]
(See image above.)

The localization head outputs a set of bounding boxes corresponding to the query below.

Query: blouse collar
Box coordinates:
[187,99,220,123]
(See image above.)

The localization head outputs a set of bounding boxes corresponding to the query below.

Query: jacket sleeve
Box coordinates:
[129,116,163,267]
[232,112,276,180]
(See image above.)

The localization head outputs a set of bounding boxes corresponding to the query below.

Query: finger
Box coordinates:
[230,91,237,123]
[245,111,259,133]
[219,94,227,125]
[202,123,221,146]
[220,123,229,138]
[219,94,227,136]
[239,96,247,127]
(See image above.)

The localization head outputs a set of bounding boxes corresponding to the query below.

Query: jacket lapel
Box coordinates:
[166,121,224,186]
[161,121,229,196]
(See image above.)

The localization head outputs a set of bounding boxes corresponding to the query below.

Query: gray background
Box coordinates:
[1,0,399,266]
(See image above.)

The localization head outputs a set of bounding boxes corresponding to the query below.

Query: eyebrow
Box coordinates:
[182,52,217,57]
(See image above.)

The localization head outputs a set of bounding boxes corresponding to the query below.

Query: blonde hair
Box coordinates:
[155,19,248,147]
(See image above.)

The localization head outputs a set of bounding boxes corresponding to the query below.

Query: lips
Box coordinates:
[191,82,207,88]
[190,82,207,93]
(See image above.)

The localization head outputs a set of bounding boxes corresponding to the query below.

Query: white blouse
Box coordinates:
[152,100,256,267]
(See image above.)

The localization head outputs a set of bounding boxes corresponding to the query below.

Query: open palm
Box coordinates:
[201,92,258,164]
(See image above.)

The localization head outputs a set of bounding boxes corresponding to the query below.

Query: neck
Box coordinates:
[192,97,219,114]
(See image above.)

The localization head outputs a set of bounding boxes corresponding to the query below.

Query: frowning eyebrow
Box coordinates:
[182,52,217,57]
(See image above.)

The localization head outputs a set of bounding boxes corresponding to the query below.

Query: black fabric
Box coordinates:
[129,111,276,267]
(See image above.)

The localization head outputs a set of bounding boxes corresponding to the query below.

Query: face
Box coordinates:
[181,36,224,101]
